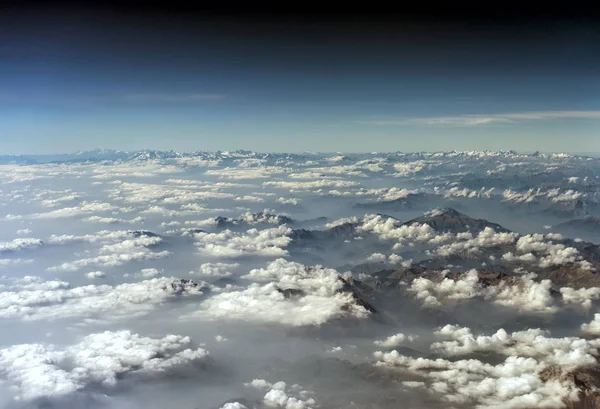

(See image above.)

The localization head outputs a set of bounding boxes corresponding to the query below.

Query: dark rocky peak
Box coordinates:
[404,208,510,233]
[130,230,160,238]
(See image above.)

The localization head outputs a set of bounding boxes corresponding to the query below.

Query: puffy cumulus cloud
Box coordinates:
[137,268,162,278]
[501,252,537,263]
[515,234,589,269]
[547,188,583,203]
[0,164,58,183]
[560,287,600,309]
[109,181,235,205]
[85,215,145,224]
[47,229,154,245]
[492,274,556,312]
[220,403,248,409]
[374,351,577,409]
[246,379,316,409]
[374,323,600,409]
[0,277,206,321]
[235,195,265,203]
[191,259,370,326]
[47,233,170,272]
[431,325,600,368]
[39,193,82,208]
[190,262,239,278]
[86,271,105,279]
[366,253,386,263]
[263,179,360,191]
[374,333,417,348]
[434,186,495,199]
[7,201,118,220]
[193,226,292,258]
[0,238,43,253]
[277,197,299,205]
[392,160,440,177]
[47,249,171,273]
[15,229,32,235]
[237,211,291,225]
[436,227,518,258]
[409,269,481,308]
[409,270,557,312]
[582,314,600,335]
[12,276,70,291]
[357,214,436,242]
[0,330,208,402]
[502,187,544,203]
[97,236,162,254]
[355,187,419,201]
[502,187,585,205]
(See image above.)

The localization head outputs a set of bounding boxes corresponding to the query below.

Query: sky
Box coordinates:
[1,2,599,154]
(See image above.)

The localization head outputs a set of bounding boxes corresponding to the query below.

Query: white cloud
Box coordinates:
[358,214,436,242]
[374,322,600,409]
[582,314,600,335]
[47,232,170,272]
[85,271,105,279]
[85,215,145,224]
[263,179,360,190]
[277,197,299,205]
[0,330,208,401]
[0,277,206,321]
[366,253,386,263]
[367,110,600,127]
[0,238,43,253]
[9,202,117,220]
[190,263,239,278]
[220,403,248,409]
[409,270,557,312]
[190,259,370,326]
[374,333,411,348]
[246,379,316,409]
[193,226,292,258]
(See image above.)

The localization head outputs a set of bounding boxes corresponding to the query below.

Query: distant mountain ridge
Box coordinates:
[403,207,510,233]
[0,149,591,165]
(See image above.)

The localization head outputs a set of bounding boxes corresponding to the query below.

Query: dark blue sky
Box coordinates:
[1,3,599,153]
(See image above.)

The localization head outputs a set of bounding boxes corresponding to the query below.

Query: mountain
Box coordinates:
[543,199,588,218]
[213,212,293,228]
[403,208,509,233]
[556,216,600,232]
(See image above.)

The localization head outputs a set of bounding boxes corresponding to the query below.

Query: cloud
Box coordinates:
[8,202,118,220]
[582,314,600,335]
[193,226,293,258]
[0,277,207,321]
[374,323,600,409]
[189,259,370,325]
[85,215,145,224]
[0,330,208,401]
[409,270,559,312]
[189,262,239,278]
[245,379,316,409]
[263,179,360,190]
[364,110,600,127]
[0,238,43,253]
[374,333,415,349]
